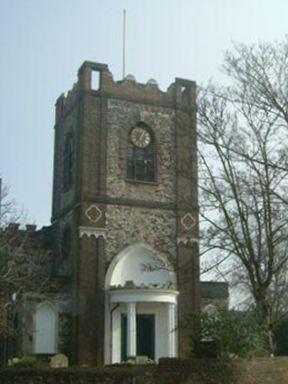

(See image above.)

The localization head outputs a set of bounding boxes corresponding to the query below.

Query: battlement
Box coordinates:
[55,61,196,122]
[3,222,37,233]
[0,222,53,247]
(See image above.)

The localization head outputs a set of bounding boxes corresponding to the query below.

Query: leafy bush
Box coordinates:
[274,319,288,356]
[190,308,267,359]
[8,355,48,368]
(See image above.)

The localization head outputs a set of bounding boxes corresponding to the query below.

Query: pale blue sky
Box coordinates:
[1,0,288,227]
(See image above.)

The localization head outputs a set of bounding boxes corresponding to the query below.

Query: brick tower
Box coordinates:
[52,61,200,365]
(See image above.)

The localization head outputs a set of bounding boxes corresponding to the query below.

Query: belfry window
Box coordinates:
[63,135,73,191]
[127,123,156,182]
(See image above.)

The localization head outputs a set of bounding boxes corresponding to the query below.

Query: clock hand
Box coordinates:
[136,131,142,141]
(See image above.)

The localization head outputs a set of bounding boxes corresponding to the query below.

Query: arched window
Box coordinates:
[34,303,58,354]
[127,123,156,182]
[63,135,73,191]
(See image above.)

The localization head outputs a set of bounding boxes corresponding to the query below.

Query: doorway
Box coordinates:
[121,314,155,361]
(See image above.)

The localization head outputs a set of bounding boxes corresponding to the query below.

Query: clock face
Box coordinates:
[130,127,151,148]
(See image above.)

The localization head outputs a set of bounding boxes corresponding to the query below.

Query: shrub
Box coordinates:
[8,355,48,368]
[189,308,267,359]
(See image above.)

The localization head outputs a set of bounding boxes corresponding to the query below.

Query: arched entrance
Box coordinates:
[33,302,58,354]
[104,243,178,364]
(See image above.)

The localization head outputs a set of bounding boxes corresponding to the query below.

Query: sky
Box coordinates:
[1,0,288,227]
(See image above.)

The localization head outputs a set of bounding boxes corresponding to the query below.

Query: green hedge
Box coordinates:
[2,358,288,384]
[0,366,155,384]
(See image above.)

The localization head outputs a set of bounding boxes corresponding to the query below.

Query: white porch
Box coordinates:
[104,243,179,364]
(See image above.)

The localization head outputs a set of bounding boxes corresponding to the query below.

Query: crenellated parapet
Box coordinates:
[0,222,53,251]
[1,222,37,235]
[55,61,196,123]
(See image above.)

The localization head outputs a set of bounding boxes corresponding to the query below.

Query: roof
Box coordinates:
[200,281,229,300]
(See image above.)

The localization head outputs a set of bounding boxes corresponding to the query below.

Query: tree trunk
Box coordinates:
[255,294,275,353]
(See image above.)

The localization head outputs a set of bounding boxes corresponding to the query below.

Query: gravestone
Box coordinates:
[50,353,68,368]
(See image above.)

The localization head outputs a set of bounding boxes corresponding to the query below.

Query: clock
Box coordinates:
[130,127,151,148]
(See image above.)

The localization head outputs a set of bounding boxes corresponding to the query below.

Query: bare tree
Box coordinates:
[198,39,288,352]
[0,180,24,228]
[0,181,53,363]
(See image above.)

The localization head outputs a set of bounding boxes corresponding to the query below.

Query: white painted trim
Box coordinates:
[104,243,178,364]
[33,301,58,355]
[167,303,176,357]
[108,302,178,363]
[109,288,179,304]
[127,302,137,357]
[79,226,106,239]
[177,236,198,245]
[105,242,175,289]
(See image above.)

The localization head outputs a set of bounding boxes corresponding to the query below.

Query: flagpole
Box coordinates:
[123,9,126,79]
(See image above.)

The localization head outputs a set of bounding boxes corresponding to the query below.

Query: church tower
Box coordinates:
[52,61,200,365]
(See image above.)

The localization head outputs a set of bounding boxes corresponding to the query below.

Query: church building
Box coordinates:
[15,61,228,366]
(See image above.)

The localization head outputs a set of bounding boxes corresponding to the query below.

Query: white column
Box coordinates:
[127,302,136,357]
[167,303,176,357]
